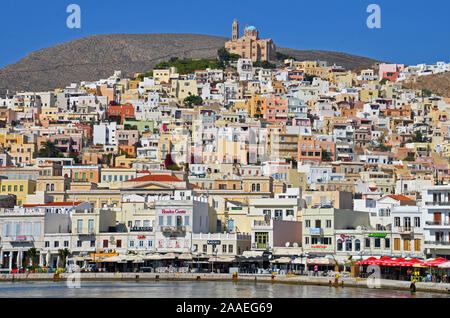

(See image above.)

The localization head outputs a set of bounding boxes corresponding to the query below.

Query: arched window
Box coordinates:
[46,184,50,192]
[251,184,256,191]
[337,239,343,251]
[50,184,55,191]
[256,184,261,191]
[345,240,353,251]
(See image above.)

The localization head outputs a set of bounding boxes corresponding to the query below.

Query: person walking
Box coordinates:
[314,265,318,277]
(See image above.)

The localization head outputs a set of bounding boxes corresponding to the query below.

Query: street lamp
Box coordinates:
[211,247,218,273]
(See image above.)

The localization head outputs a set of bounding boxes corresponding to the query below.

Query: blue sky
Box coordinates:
[0,0,449,68]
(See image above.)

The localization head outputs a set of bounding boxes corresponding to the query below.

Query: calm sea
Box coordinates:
[0,280,448,298]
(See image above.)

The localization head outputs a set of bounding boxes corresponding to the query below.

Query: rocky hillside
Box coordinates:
[0,33,381,92]
[402,72,450,98]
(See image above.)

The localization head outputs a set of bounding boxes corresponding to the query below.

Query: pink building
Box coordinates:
[265,95,288,123]
[378,63,405,81]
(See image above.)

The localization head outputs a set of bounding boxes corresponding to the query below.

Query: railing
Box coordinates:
[424,241,450,246]
[161,226,186,234]
[397,226,413,233]
[425,221,450,226]
[425,201,450,206]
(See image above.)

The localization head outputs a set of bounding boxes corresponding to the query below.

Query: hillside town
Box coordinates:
[0,21,449,279]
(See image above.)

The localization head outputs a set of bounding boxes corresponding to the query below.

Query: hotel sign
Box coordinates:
[309,228,322,235]
[368,233,387,237]
[162,209,187,214]
[207,240,221,245]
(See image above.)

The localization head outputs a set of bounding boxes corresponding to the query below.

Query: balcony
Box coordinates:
[424,221,450,227]
[424,241,450,246]
[7,236,35,243]
[160,226,186,235]
[397,226,414,234]
[425,201,450,206]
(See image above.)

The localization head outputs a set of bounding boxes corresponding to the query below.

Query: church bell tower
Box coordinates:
[232,19,239,41]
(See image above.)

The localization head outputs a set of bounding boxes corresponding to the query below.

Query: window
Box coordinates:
[103,240,108,248]
[365,238,371,248]
[184,216,189,226]
[394,217,400,227]
[139,240,144,247]
[315,220,321,228]
[167,216,172,226]
[326,220,332,228]
[374,238,381,248]
[54,241,59,248]
[129,240,135,248]
[305,237,309,244]
[117,240,122,248]
[77,220,83,233]
[64,241,69,247]
[394,238,400,251]
[355,239,361,251]
[286,210,294,217]
[385,238,390,249]
[275,210,282,219]
[88,219,94,233]
[159,216,164,226]
[414,239,421,251]
[203,244,207,253]
[222,245,227,253]
[77,241,82,247]
[228,245,233,253]
[414,217,420,227]
[404,239,411,251]
[148,240,153,247]
[45,241,50,248]
[90,241,95,247]
[305,220,310,228]
[337,239,343,251]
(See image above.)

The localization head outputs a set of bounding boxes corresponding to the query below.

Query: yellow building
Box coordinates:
[246,94,266,118]
[0,179,36,205]
[359,89,380,102]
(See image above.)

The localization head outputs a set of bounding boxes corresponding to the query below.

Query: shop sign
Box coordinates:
[162,209,187,214]
[207,240,221,245]
[368,233,387,237]
[309,228,322,235]
[339,234,356,240]
[311,245,327,249]
[137,235,146,239]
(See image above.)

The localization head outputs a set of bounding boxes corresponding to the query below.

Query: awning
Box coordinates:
[208,256,236,263]
[271,257,293,264]
[161,253,177,260]
[242,251,264,258]
[178,253,193,261]
[437,261,450,269]
[424,257,448,267]
[144,254,164,261]
[272,247,303,256]
[307,258,335,265]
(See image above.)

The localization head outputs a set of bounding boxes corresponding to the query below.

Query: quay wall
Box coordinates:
[0,273,449,294]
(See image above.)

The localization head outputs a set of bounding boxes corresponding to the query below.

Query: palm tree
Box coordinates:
[26,248,39,270]
[58,248,71,269]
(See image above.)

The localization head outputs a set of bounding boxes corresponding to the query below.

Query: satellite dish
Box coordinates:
[293,242,299,248]
[285,242,290,247]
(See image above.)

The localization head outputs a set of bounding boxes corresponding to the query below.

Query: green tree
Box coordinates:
[321,149,332,162]
[37,140,63,158]
[26,248,39,270]
[58,248,71,269]
[184,94,203,107]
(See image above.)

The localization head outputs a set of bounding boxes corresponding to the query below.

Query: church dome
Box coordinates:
[246,26,257,31]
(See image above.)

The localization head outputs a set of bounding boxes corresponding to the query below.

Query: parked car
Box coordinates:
[82,264,98,272]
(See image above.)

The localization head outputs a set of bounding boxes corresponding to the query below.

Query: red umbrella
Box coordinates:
[357,257,377,265]
[424,258,448,267]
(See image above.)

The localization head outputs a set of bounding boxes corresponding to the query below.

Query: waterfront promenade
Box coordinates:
[1,272,449,295]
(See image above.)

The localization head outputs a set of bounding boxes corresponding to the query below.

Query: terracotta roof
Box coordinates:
[23,201,84,208]
[387,195,415,202]
[126,174,181,183]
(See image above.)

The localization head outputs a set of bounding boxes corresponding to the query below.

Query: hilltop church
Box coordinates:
[225,20,276,62]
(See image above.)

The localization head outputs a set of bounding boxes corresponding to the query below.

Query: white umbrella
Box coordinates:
[438,261,450,269]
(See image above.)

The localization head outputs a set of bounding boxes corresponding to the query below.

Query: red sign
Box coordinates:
[162,209,186,214]
[311,245,327,249]
[138,235,146,239]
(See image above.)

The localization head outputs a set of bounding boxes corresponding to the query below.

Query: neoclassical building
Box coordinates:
[225,20,276,62]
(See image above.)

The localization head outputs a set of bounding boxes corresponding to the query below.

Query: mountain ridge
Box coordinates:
[0,33,382,92]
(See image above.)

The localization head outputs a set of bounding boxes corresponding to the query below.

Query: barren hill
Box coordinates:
[402,72,450,98]
[0,33,381,92]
